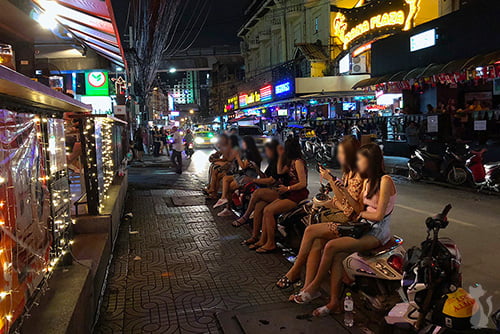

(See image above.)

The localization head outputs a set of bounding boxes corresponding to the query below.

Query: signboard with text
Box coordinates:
[331,0,420,50]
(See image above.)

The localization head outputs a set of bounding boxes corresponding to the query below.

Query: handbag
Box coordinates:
[337,220,372,239]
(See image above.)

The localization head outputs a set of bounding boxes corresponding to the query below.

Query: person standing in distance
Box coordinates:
[171,126,184,174]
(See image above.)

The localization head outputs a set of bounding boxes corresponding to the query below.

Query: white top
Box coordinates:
[172,131,184,152]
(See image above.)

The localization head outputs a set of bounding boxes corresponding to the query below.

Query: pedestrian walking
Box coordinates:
[171,126,184,174]
[152,126,162,157]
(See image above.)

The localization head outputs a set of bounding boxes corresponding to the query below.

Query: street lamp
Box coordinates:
[189,109,194,114]
[169,68,177,73]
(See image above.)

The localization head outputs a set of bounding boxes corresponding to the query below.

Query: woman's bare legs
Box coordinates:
[258,199,296,251]
[304,239,327,287]
[248,201,268,244]
[301,236,380,297]
[278,223,337,287]
[220,175,234,199]
[237,188,279,224]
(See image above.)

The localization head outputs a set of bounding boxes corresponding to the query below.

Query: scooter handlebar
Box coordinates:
[441,204,452,218]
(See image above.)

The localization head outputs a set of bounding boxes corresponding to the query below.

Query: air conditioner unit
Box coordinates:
[351,55,367,74]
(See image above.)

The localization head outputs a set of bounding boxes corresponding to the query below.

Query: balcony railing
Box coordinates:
[286,4,303,17]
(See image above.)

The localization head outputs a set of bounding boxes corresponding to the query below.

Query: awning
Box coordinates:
[296,43,329,62]
[353,49,500,89]
[33,0,125,66]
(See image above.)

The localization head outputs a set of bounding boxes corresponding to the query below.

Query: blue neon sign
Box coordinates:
[275,81,292,95]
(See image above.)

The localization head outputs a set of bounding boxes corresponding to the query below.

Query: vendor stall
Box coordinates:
[0,65,91,332]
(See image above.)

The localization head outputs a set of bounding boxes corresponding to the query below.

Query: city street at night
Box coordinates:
[1,0,500,333]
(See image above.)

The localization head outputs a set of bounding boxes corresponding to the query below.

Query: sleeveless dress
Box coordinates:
[281,159,309,203]
[363,185,397,245]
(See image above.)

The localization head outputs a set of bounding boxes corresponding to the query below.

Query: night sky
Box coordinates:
[188,0,251,48]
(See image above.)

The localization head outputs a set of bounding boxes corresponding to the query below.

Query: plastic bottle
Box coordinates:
[343,292,354,328]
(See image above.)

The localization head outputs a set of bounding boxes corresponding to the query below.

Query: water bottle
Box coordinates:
[343,292,354,328]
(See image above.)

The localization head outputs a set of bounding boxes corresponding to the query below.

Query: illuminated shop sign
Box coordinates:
[410,28,436,52]
[239,91,261,108]
[239,94,248,107]
[225,96,239,112]
[85,71,109,96]
[332,0,420,50]
[275,81,292,95]
[260,85,273,101]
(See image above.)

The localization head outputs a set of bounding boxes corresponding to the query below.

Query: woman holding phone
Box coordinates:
[295,143,397,317]
[276,136,363,289]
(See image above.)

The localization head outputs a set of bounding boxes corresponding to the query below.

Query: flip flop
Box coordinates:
[312,305,342,317]
[293,290,321,304]
[241,237,258,245]
[232,217,248,227]
[276,275,299,289]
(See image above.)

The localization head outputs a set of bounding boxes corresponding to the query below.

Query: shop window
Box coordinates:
[314,17,319,34]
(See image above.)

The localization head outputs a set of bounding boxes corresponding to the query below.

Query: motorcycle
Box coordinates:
[277,179,406,311]
[408,145,469,186]
[185,142,194,159]
[465,147,500,192]
[316,137,338,165]
[386,205,475,332]
[302,137,322,161]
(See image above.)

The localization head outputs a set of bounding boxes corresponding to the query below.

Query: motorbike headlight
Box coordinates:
[195,137,204,144]
[210,137,218,143]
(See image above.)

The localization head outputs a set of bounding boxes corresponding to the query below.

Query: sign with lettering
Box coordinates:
[275,81,292,95]
[225,96,239,112]
[332,0,420,50]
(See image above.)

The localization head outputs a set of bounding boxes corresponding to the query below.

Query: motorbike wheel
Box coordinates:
[408,168,422,181]
[303,149,314,161]
[446,167,468,186]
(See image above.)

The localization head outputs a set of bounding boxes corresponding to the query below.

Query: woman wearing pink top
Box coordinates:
[294,143,397,317]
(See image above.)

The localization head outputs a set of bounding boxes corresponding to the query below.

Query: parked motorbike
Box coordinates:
[302,137,322,161]
[408,145,469,186]
[465,148,500,192]
[277,179,406,311]
[185,142,194,159]
[386,205,475,332]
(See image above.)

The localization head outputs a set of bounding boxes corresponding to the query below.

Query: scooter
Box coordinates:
[302,137,322,161]
[386,205,475,332]
[185,142,194,159]
[408,145,469,186]
[465,148,500,192]
[277,180,406,311]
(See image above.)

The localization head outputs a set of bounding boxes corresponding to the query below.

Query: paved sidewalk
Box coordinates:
[95,164,345,333]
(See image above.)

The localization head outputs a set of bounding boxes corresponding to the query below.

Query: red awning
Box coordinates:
[33,0,124,66]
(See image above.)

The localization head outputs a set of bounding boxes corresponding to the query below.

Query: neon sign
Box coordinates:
[225,96,239,112]
[260,85,273,101]
[275,82,291,95]
[332,0,420,50]
[239,94,248,107]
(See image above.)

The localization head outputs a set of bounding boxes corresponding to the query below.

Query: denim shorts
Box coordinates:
[366,214,392,245]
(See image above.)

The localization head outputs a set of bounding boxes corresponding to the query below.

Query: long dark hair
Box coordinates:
[358,143,385,199]
[339,135,360,175]
[242,136,262,167]
[284,137,302,165]
[265,140,279,161]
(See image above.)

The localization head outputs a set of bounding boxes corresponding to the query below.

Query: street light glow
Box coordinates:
[37,12,58,30]
[169,68,176,73]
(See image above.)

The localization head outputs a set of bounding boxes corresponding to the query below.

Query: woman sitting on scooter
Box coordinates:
[251,137,309,254]
[294,143,397,317]
[232,140,286,245]
[214,136,262,217]
[205,135,239,199]
[275,135,363,289]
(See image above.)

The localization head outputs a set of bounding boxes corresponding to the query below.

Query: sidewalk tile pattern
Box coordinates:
[95,171,293,333]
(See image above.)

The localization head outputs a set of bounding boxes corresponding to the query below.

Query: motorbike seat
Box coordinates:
[420,151,442,161]
[360,236,401,257]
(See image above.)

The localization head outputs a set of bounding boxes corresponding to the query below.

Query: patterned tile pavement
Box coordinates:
[94,168,294,334]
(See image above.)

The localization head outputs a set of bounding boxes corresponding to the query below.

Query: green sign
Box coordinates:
[85,71,109,96]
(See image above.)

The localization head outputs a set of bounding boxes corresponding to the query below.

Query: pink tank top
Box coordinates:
[363,183,397,216]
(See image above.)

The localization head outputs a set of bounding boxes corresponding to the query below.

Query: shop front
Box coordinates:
[354,0,500,151]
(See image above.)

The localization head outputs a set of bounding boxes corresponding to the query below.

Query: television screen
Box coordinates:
[277,109,288,116]
[343,102,356,111]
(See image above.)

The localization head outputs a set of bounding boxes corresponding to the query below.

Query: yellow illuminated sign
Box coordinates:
[333,0,420,50]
